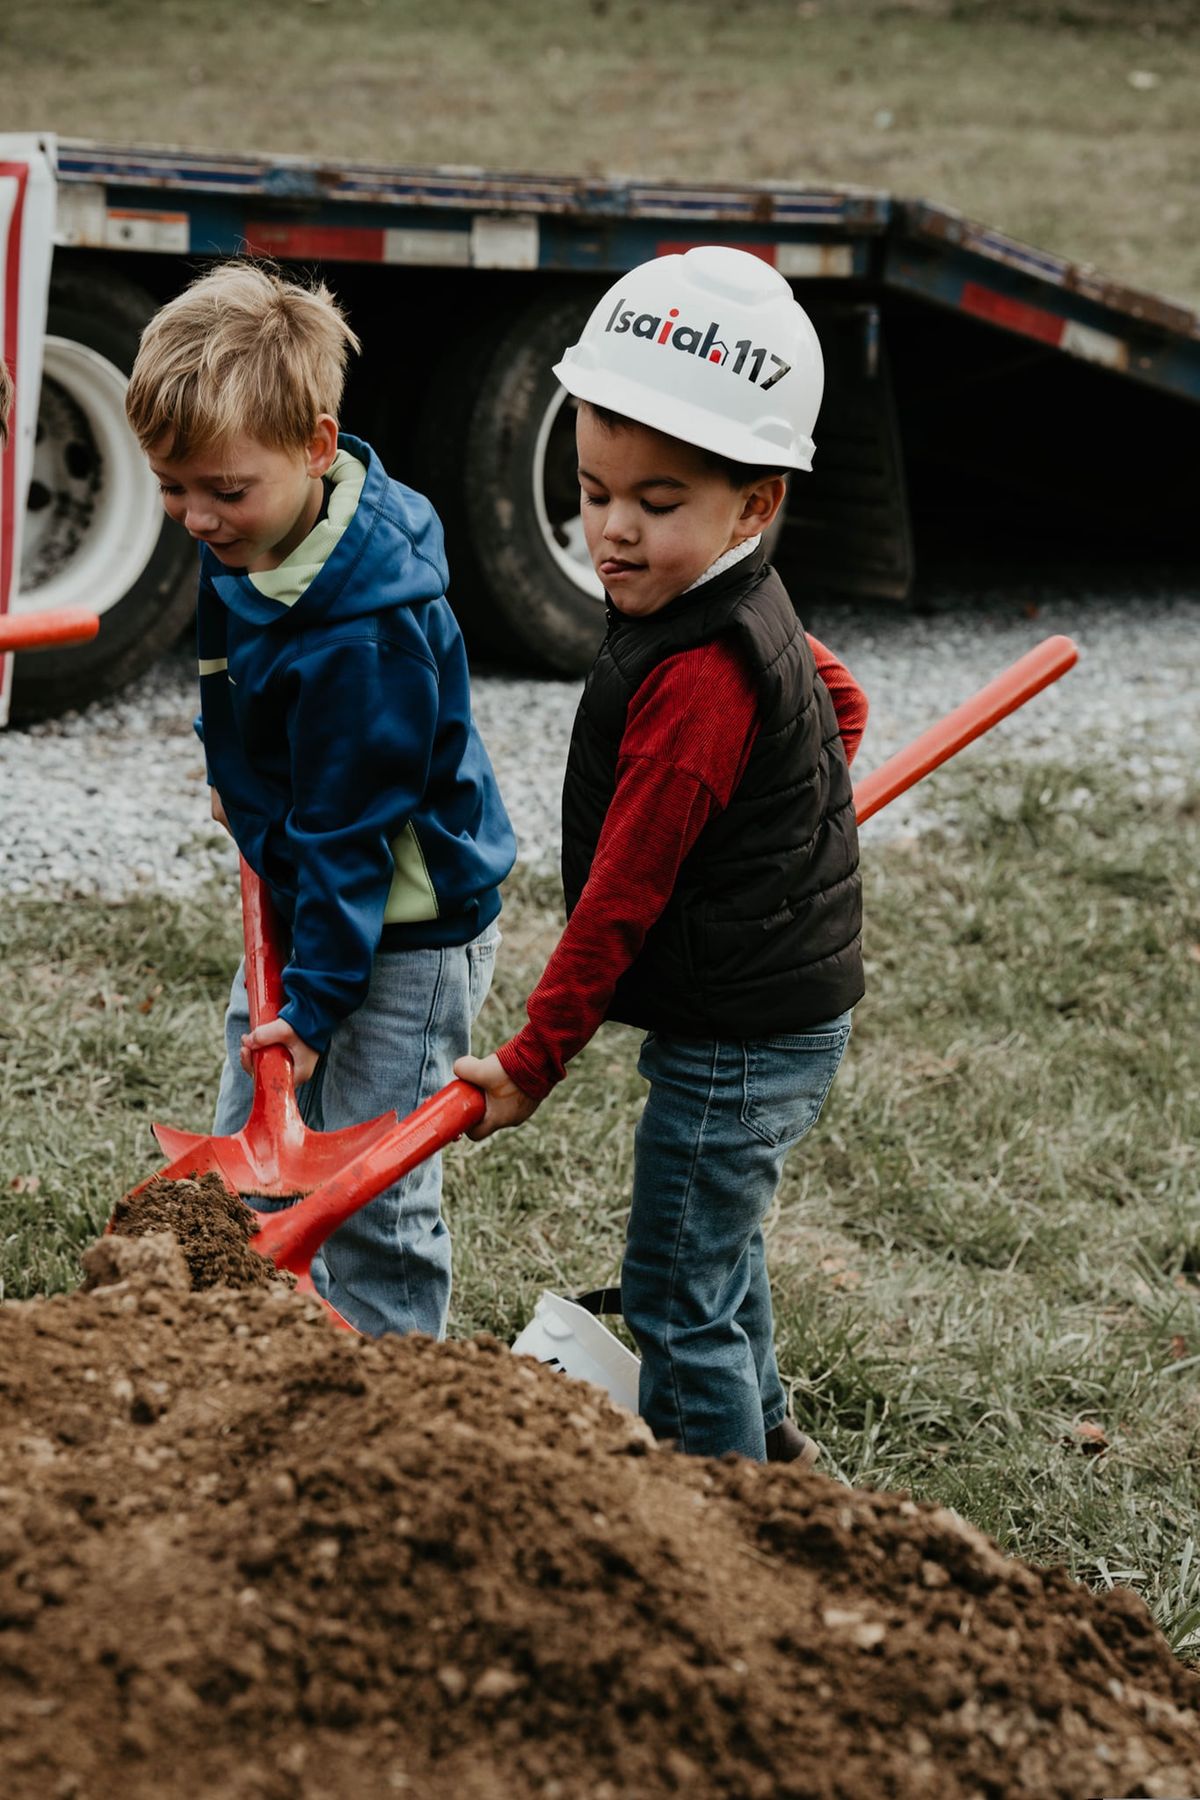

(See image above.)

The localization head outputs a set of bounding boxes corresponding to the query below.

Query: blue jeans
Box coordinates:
[621,1014,852,1462]
[213,926,498,1337]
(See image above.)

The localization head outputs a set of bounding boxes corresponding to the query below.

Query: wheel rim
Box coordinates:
[19,336,164,617]
[531,387,605,605]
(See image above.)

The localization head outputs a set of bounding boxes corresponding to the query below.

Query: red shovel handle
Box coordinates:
[238,857,306,1137]
[252,1078,486,1276]
[240,857,292,1028]
[0,608,100,652]
[253,632,1079,1287]
[852,634,1077,824]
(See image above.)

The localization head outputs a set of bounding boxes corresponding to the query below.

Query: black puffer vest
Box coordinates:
[562,550,864,1037]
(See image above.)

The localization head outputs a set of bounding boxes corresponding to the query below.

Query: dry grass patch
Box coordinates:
[1,0,1198,299]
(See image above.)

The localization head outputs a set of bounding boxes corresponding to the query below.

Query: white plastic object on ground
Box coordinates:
[511,1289,641,1415]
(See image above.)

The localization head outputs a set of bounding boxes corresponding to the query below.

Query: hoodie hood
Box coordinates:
[201,433,449,630]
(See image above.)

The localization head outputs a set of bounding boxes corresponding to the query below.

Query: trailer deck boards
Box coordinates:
[52,138,1200,403]
[6,132,1196,721]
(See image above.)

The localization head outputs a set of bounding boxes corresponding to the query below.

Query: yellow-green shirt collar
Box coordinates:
[248,448,366,607]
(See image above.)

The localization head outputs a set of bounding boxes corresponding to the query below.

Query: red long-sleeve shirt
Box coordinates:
[497,633,867,1102]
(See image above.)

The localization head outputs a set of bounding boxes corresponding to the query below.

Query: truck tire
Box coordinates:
[465,291,608,676]
[408,305,525,667]
[414,290,605,676]
[422,289,786,678]
[10,264,195,722]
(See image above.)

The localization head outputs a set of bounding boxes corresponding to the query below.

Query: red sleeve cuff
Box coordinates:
[496,1032,561,1105]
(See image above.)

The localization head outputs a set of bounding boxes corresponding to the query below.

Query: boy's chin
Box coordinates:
[609,591,673,618]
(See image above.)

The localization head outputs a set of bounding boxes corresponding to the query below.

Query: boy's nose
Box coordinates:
[604,507,639,546]
[184,503,220,537]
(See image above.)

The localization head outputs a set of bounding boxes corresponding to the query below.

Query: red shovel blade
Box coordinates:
[126,1044,397,1202]
[123,860,400,1209]
[120,863,478,1333]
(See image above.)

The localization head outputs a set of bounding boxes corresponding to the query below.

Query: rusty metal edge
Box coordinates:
[902,197,1199,341]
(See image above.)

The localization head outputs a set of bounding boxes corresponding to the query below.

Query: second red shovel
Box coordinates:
[243,633,1079,1328]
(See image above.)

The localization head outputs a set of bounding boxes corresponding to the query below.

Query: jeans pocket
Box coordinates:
[467,927,499,1020]
[740,1018,851,1149]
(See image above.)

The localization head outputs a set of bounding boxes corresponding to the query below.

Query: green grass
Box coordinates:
[1,0,1199,303]
[2,761,1199,1650]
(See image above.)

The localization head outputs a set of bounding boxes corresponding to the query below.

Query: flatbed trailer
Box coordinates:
[5,134,1198,719]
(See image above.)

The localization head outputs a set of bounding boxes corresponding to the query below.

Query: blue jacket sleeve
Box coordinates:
[276,631,438,1052]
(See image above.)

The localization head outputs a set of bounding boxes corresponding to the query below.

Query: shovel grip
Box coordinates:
[240,859,291,1030]
[0,608,100,652]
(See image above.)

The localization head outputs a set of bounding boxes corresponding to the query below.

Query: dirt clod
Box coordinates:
[80,1229,191,1295]
[2,1254,1199,1800]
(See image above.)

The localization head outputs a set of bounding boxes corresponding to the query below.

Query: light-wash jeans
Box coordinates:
[214,925,498,1337]
[621,1012,852,1462]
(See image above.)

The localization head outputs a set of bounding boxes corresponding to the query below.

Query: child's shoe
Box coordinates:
[765,1418,821,1467]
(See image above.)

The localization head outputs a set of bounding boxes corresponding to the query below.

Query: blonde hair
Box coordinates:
[0,358,13,450]
[125,261,361,458]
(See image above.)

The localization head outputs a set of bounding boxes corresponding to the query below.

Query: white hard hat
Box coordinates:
[510,1290,641,1414]
[553,246,824,472]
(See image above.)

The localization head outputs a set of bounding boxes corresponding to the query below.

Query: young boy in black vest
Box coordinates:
[457,248,866,1463]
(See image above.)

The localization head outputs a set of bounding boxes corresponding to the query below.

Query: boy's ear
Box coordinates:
[736,474,788,538]
[306,414,340,478]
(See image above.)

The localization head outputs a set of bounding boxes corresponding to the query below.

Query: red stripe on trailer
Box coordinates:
[242,222,387,263]
[0,161,29,632]
[656,239,778,266]
[960,281,1063,347]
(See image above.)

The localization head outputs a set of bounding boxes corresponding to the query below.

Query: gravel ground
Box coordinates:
[1,580,1195,902]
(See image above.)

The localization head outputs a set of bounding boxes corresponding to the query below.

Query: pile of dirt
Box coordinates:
[2,1241,1199,1800]
[105,1173,292,1291]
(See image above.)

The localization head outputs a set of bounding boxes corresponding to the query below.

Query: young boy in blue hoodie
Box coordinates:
[126,261,515,1337]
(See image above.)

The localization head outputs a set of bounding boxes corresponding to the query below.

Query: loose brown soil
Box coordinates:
[106,1173,292,1291]
[1,1236,1198,1799]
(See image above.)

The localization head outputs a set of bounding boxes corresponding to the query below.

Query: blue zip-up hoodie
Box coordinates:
[196,434,516,1053]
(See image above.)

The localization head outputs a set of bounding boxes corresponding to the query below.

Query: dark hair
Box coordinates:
[583,401,786,491]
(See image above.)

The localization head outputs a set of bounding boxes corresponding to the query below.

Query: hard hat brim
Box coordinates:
[553,358,814,474]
